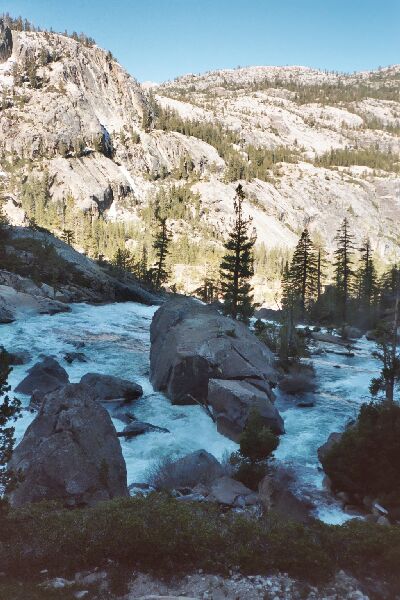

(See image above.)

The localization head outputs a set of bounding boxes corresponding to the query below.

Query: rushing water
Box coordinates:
[0,302,380,524]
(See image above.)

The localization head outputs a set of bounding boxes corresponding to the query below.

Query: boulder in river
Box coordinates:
[117,420,170,438]
[150,298,281,440]
[0,301,15,323]
[208,379,284,440]
[317,431,343,463]
[8,383,128,507]
[64,352,87,364]
[80,372,143,402]
[150,449,225,490]
[15,357,69,396]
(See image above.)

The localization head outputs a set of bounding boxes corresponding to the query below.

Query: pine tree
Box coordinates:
[286,228,318,319]
[0,196,9,256]
[61,229,75,246]
[315,246,328,303]
[370,279,400,403]
[112,248,133,271]
[334,218,355,324]
[152,216,171,289]
[358,238,377,324]
[0,348,21,507]
[220,184,256,323]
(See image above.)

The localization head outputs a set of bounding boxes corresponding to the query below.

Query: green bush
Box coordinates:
[322,402,400,503]
[239,409,279,463]
[230,409,279,490]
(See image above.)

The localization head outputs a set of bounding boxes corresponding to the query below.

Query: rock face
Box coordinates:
[1,25,399,308]
[15,357,69,395]
[8,383,128,507]
[150,297,282,440]
[80,373,143,402]
[2,228,160,308]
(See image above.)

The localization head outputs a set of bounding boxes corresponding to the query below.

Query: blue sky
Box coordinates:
[3,0,399,82]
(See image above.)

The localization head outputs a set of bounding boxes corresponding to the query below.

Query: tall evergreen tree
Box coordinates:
[152,216,171,289]
[286,228,318,318]
[370,281,400,403]
[220,184,256,323]
[0,349,21,507]
[334,218,355,324]
[358,238,378,324]
[0,196,9,258]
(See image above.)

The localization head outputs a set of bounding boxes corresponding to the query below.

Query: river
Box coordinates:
[0,301,380,524]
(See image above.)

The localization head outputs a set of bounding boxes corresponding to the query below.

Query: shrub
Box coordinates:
[321,402,400,503]
[3,495,400,588]
[231,409,279,490]
[239,410,279,462]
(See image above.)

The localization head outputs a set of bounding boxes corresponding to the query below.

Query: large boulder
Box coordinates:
[80,373,143,402]
[317,432,343,463]
[208,379,284,440]
[150,298,281,439]
[0,301,14,323]
[15,357,69,395]
[8,383,128,507]
[150,450,224,490]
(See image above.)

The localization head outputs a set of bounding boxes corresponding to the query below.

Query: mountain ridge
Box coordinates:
[1,21,399,302]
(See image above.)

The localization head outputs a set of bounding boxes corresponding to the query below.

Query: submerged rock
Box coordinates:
[80,372,143,402]
[15,357,69,396]
[8,383,128,507]
[64,352,87,364]
[117,420,170,437]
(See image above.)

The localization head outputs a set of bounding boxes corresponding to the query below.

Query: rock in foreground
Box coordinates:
[8,383,128,507]
[150,298,283,440]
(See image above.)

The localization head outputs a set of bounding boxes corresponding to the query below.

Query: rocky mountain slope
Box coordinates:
[0,18,399,302]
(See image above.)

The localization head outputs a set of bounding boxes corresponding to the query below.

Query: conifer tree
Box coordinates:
[315,246,328,303]
[220,184,256,323]
[0,196,9,257]
[0,348,21,506]
[112,248,133,271]
[152,216,171,289]
[61,229,75,246]
[334,218,355,324]
[286,228,318,318]
[358,238,377,324]
[370,277,400,403]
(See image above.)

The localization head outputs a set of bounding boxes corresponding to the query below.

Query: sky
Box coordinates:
[2,0,399,82]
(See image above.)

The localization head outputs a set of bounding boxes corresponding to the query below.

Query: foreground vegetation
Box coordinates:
[0,494,400,590]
